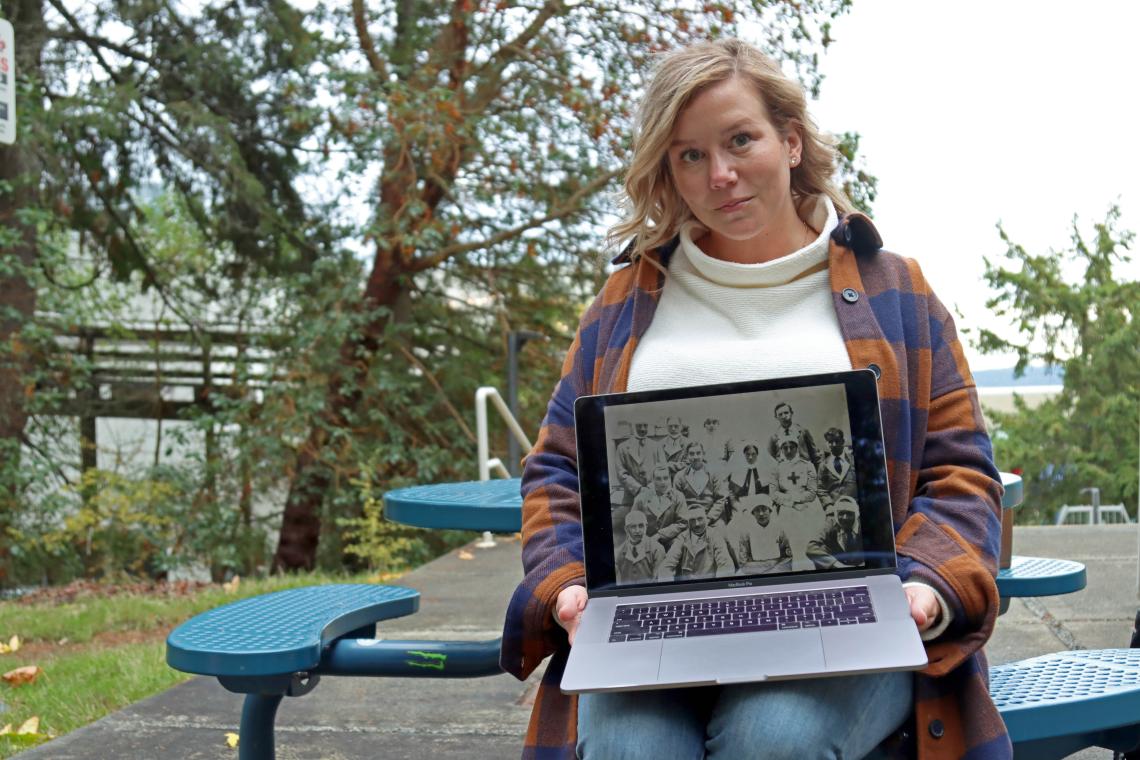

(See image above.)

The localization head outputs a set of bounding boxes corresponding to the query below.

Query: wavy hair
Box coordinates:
[609,38,852,260]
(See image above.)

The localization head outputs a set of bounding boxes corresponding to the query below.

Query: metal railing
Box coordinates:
[473,387,532,548]
[474,386,532,482]
[1055,486,1133,525]
[1055,503,1132,525]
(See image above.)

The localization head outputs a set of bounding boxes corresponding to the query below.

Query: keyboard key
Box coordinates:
[738,623,778,634]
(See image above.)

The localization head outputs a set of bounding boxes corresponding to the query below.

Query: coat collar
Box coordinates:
[610,211,883,267]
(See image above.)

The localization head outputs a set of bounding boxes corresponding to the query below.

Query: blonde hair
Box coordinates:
[610,38,852,261]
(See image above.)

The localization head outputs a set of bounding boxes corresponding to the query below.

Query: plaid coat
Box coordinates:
[500,213,1011,759]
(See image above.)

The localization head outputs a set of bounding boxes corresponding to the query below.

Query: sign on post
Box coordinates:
[0,19,14,145]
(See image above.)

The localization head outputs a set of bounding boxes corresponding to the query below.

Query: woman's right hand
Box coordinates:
[554,585,588,646]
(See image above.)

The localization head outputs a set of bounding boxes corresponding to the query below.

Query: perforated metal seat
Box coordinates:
[996,555,1087,598]
[993,649,1140,758]
[384,478,523,532]
[166,585,419,677]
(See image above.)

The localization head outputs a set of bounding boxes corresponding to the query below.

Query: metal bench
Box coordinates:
[167,584,502,760]
[165,475,1127,759]
[991,649,1140,759]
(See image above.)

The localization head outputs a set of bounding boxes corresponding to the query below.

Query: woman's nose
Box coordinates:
[708,152,736,189]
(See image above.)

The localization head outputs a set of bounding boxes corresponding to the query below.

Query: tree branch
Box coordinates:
[469,0,564,111]
[353,0,389,79]
[409,167,620,271]
[392,343,477,444]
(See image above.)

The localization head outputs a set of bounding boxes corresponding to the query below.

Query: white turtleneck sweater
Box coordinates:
[627,196,952,640]
[628,197,850,391]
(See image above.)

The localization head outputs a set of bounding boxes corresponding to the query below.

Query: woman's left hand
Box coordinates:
[905,585,941,632]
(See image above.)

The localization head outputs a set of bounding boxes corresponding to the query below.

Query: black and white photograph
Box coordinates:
[603,383,866,585]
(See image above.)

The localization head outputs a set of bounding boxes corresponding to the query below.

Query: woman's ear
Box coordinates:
[786,126,803,165]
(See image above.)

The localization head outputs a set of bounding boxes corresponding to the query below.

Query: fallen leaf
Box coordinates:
[222,576,241,593]
[225,731,239,748]
[0,723,10,735]
[3,665,44,686]
[8,635,19,652]
[16,716,39,735]
[457,550,475,560]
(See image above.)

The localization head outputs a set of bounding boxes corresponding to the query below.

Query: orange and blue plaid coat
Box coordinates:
[500,213,1011,759]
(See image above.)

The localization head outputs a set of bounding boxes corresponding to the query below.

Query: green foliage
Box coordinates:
[975,207,1140,523]
[337,467,469,573]
[835,132,878,215]
[3,0,879,578]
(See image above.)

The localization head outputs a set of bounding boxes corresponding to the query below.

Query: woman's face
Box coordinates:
[667,77,802,263]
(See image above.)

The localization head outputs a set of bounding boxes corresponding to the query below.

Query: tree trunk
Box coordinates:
[0,0,45,580]
[271,250,407,571]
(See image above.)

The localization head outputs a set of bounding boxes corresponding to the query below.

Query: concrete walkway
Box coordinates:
[17,525,1140,759]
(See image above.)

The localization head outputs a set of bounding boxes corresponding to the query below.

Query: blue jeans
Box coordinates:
[577,670,913,760]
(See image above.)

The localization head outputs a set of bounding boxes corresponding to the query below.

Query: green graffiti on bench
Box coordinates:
[406,650,448,670]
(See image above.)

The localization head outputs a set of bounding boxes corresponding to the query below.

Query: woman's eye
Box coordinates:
[680,149,702,163]
[731,133,751,148]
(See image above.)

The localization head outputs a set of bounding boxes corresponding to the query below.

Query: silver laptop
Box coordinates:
[561,369,927,693]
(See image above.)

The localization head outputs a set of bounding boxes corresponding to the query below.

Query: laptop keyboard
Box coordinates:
[608,586,875,642]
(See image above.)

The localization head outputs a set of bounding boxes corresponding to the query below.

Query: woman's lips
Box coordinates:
[717,197,751,212]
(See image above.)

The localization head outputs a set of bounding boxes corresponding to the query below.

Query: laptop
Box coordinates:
[561,369,927,693]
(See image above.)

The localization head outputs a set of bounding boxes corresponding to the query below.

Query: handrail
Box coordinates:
[475,386,532,481]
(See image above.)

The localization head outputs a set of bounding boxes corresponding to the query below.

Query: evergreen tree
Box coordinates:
[976,207,1140,522]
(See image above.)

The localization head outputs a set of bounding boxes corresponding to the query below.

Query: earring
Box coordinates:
[791,155,799,166]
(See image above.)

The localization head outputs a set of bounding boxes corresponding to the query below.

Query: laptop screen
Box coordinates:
[574,370,896,595]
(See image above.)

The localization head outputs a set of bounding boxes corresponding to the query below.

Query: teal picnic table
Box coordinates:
[169,473,1136,760]
[385,473,1089,601]
[384,477,523,533]
[997,472,1086,601]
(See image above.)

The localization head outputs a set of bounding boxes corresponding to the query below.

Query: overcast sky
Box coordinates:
[807,0,1140,371]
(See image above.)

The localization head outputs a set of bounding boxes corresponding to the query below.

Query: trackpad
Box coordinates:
[659,630,825,685]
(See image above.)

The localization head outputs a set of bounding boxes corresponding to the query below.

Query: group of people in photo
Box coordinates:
[610,402,863,584]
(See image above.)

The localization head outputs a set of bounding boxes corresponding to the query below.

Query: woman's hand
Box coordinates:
[554,585,588,645]
[905,584,941,632]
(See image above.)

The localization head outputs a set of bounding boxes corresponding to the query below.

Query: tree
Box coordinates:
[0,0,333,580]
[975,206,1140,522]
[5,0,867,575]
[0,0,46,582]
[270,0,859,569]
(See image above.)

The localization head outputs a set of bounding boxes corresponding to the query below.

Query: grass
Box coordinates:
[0,570,388,645]
[0,640,189,757]
[0,569,384,757]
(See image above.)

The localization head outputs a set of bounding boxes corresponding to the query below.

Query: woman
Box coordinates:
[501,38,1006,759]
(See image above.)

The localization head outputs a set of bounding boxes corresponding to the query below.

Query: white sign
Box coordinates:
[0,19,14,145]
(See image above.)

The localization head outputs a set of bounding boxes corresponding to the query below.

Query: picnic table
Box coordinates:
[168,471,1139,760]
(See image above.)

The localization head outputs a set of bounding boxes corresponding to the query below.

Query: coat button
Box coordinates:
[841,288,859,303]
[928,719,944,739]
[867,363,881,379]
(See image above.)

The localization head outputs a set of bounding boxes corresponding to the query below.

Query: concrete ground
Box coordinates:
[16,524,1140,759]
